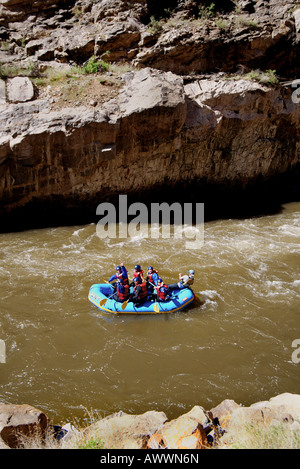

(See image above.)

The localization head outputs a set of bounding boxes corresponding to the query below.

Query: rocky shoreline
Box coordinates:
[1,392,300,449]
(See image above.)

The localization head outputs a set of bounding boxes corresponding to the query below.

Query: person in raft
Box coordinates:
[155,278,169,302]
[131,264,145,283]
[168,270,195,291]
[130,276,148,305]
[112,279,130,303]
[146,266,159,292]
[108,263,128,286]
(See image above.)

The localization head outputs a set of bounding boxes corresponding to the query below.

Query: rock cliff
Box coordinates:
[0,0,299,229]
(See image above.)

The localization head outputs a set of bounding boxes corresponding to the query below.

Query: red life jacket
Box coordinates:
[135,281,148,299]
[117,283,129,301]
[133,269,144,278]
[156,284,168,301]
[116,267,129,284]
[147,269,158,283]
[116,271,128,284]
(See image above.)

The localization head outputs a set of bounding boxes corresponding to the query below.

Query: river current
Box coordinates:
[0,202,299,423]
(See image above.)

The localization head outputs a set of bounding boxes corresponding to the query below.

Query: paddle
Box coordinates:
[100,280,116,305]
[121,298,130,310]
[122,283,160,312]
[148,281,160,312]
[100,291,115,306]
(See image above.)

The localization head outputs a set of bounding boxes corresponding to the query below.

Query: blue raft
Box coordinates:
[88,283,195,314]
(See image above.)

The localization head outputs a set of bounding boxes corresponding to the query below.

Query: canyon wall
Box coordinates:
[0,0,299,228]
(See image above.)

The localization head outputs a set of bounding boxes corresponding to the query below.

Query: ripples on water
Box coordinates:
[0,202,299,422]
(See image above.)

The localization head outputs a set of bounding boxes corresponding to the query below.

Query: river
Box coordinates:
[0,201,299,424]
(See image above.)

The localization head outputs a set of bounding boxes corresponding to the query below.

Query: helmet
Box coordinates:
[133,277,140,283]
[158,278,163,283]
[188,269,195,276]
[116,266,121,271]
[134,264,141,271]
[148,266,153,271]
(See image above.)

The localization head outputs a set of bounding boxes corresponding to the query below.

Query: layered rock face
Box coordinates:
[1,68,298,224]
[1,0,299,75]
[0,0,299,227]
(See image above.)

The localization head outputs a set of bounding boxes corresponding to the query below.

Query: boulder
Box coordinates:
[251,393,300,422]
[81,410,167,449]
[119,67,185,116]
[0,403,49,448]
[210,399,240,429]
[6,76,34,103]
[218,394,300,447]
[147,406,212,449]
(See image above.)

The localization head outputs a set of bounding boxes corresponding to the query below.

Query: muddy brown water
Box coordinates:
[0,202,299,424]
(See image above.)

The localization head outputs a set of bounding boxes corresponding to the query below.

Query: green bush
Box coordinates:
[246,69,279,85]
[198,2,215,19]
[78,437,104,449]
[83,56,110,74]
[148,16,163,34]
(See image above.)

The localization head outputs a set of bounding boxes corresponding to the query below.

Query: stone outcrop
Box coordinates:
[73,392,300,449]
[146,405,220,449]
[134,3,299,77]
[1,393,300,449]
[212,393,300,448]
[0,403,49,448]
[0,0,299,76]
[0,0,299,228]
[80,410,168,449]
[0,66,298,228]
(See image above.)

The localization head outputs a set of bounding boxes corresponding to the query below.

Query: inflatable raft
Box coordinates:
[88,283,195,314]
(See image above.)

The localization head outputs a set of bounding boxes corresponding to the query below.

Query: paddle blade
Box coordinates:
[154,303,159,313]
[121,300,129,310]
[100,299,107,306]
